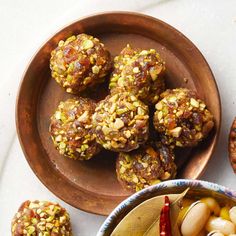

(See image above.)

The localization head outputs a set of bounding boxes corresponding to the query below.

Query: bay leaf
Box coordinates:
[111,189,189,236]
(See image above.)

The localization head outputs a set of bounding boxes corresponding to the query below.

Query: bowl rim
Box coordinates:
[15,11,222,215]
[97,179,236,236]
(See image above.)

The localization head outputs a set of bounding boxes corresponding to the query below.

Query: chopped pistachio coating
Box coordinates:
[109,44,165,104]
[50,98,100,160]
[50,33,111,94]
[116,142,177,192]
[92,92,149,152]
[153,88,214,147]
[11,200,72,236]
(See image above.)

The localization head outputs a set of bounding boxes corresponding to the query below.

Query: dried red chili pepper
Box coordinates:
[159,196,172,236]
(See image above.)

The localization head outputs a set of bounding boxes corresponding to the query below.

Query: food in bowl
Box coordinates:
[50,33,111,94]
[92,92,149,152]
[49,98,100,160]
[116,142,176,192]
[11,200,72,236]
[179,197,236,236]
[109,44,165,105]
[106,184,236,236]
[153,88,214,147]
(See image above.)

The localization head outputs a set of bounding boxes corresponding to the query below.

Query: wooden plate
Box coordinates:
[16,12,221,215]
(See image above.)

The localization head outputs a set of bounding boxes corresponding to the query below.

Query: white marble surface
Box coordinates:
[0,0,236,235]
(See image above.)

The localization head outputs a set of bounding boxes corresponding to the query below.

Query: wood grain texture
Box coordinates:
[16,12,221,215]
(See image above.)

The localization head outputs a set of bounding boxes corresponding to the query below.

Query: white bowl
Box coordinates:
[97,179,236,236]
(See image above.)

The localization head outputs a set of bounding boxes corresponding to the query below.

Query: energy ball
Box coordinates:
[92,92,149,152]
[50,33,111,94]
[50,98,100,160]
[229,117,236,173]
[116,143,177,192]
[109,44,165,104]
[11,200,72,236]
[153,88,214,147]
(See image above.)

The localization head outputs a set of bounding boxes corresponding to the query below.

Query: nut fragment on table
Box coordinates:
[50,98,101,160]
[92,92,149,152]
[11,200,72,236]
[229,117,236,173]
[109,44,165,104]
[116,142,176,192]
[50,33,111,94]
[153,88,214,147]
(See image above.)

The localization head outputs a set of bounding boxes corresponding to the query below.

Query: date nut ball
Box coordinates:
[153,88,214,147]
[109,44,165,104]
[50,98,100,160]
[116,143,177,192]
[11,200,72,236]
[50,33,111,94]
[92,92,149,152]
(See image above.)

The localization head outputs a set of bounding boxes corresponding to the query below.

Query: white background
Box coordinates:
[0,0,236,235]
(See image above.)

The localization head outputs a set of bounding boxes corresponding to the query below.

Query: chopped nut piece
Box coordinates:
[77,111,89,123]
[92,65,100,74]
[190,98,199,108]
[170,127,182,138]
[82,39,94,49]
[150,66,161,81]
[102,126,111,135]
[55,111,61,120]
[169,96,177,103]
[142,162,148,168]
[66,88,72,93]
[58,40,64,47]
[132,175,139,183]
[124,130,131,138]
[26,226,35,234]
[55,135,62,142]
[114,118,125,130]
[132,67,140,73]
[158,111,163,120]
[155,102,163,110]
[140,50,148,55]
[200,103,206,110]
[29,202,39,209]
